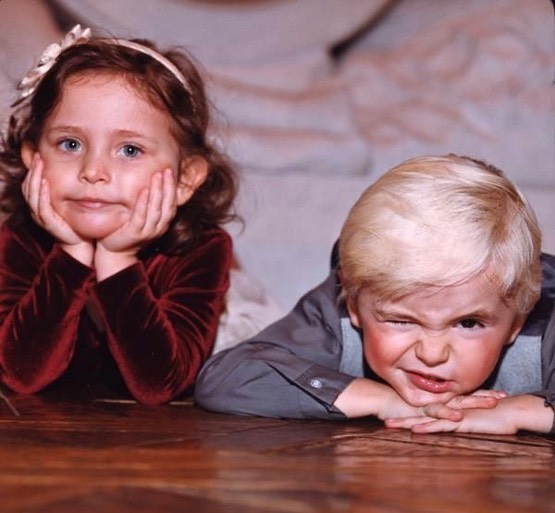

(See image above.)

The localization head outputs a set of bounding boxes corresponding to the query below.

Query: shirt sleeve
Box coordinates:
[0,222,93,393]
[195,269,358,419]
[528,253,555,433]
[92,229,232,405]
[534,302,555,433]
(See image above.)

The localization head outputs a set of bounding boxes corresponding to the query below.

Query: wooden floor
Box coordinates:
[1,386,554,513]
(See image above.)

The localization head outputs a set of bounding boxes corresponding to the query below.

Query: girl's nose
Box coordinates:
[414,331,450,367]
[78,156,110,184]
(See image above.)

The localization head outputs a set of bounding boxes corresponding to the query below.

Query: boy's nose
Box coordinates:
[414,331,450,367]
[78,156,110,183]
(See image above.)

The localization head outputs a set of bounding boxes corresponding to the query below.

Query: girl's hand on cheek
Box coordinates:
[22,154,93,265]
[98,168,178,254]
[95,168,179,280]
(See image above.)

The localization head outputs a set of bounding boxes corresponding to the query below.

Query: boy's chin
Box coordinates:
[400,388,456,407]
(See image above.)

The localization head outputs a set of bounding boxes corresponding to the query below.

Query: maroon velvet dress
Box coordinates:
[0,217,232,404]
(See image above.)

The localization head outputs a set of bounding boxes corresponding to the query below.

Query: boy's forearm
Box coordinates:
[333,378,402,419]
[506,394,555,433]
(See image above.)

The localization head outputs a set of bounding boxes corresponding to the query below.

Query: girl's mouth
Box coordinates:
[73,198,114,210]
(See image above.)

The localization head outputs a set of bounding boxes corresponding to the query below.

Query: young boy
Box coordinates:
[195,155,555,435]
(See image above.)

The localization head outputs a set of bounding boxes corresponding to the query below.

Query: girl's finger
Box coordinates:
[141,171,163,233]
[37,178,56,224]
[158,168,177,229]
[131,188,149,231]
[23,156,43,216]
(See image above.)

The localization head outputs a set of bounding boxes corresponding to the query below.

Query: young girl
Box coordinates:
[0,25,238,404]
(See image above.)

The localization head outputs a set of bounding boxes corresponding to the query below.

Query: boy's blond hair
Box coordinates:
[339,154,542,314]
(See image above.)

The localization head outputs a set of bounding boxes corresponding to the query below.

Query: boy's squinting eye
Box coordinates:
[58,138,81,153]
[385,319,413,328]
[458,318,484,329]
[117,144,142,158]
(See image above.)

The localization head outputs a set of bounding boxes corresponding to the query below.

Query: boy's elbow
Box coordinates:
[194,368,235,413]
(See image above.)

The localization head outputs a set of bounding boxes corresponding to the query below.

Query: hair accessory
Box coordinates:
[113,39,192,95]
[13,24,193,107]
[15,24,92,104]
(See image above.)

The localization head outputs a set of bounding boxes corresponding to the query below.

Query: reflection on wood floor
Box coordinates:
[1,388,554,513]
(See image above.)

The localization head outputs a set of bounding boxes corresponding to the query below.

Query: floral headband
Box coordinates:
[14,24,192,106]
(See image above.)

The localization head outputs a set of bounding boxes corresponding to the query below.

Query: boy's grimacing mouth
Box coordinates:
[403,369,453,394]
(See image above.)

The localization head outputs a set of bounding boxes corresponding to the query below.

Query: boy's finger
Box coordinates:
[424,402,464,421]
[469,389,507,399]
[410,419,458,434]
[384,416,432,429]
[450,395,498,410]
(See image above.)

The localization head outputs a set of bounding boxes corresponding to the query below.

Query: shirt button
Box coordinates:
[310,378,323,389]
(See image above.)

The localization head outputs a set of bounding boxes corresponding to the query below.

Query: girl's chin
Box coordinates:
[71,224,122,241]
[63,210,128,241]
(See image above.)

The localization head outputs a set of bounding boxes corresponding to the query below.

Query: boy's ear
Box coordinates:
[176,156,208,206]
[505,313,527,346]
[21,142,36,169]
[347,297,361,329]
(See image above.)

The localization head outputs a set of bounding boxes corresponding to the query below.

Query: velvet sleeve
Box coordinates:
[92,229,232,404]
[0,222,94,393]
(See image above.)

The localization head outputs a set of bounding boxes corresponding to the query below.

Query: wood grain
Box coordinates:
[1,387,554,513]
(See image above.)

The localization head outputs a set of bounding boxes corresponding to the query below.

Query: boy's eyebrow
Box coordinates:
[374,304,498,321]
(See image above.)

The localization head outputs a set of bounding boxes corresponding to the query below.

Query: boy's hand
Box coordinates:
[379,389,502,423]
[384,394,554,435]
[94,168,178,279]
[334,378,439,420]
[417,389,506,422]
[22,154,93,265]
[334,379,506,423]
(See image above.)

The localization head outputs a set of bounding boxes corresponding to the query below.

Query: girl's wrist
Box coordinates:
[60,241,94,266]
[94,245,138,281]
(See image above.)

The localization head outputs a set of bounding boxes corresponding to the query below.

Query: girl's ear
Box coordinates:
[176,157,208,206]
[21,142,36,169]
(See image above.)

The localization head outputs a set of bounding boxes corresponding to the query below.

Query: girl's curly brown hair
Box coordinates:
[0,38,239,254]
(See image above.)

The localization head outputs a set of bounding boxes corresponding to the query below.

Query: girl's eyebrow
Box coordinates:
[46,125,158,143]
[45,124,79,132]
[112,129,155,140]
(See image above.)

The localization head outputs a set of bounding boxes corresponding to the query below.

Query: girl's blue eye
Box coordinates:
[118,145,142,158]
[59,139,81,152]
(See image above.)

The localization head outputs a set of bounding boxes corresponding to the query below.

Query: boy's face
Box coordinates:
[348,272,526,407]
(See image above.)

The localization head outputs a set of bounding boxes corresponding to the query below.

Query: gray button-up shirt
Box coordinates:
[195,253,555,427]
